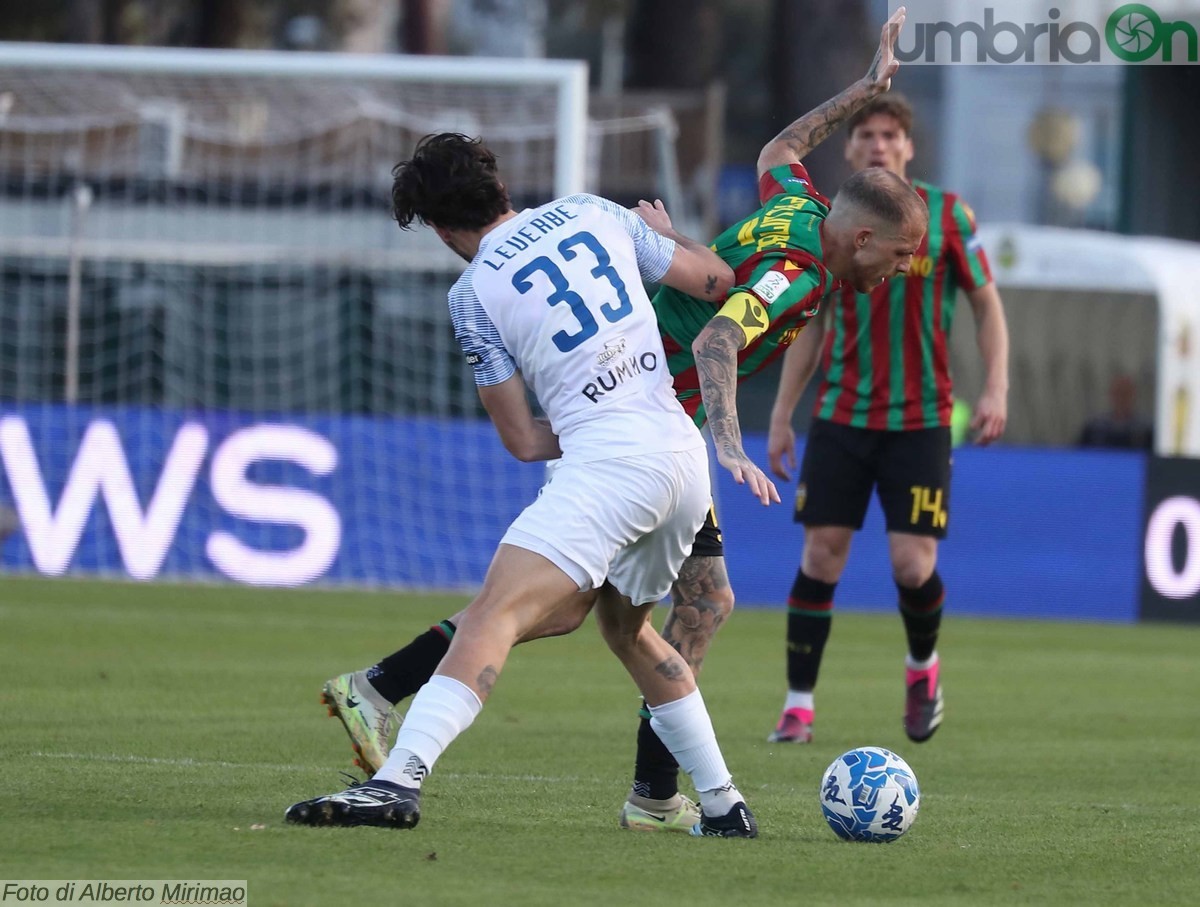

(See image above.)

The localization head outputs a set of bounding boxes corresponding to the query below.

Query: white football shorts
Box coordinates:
[502,445,710,606]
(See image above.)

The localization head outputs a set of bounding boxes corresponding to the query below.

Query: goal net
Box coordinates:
[0,43,590,587]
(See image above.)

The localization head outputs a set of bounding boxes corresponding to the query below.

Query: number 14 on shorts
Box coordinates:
[909,485,947,530]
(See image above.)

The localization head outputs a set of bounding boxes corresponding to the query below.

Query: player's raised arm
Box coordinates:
[633,198,733,302]
[756,6,906,178]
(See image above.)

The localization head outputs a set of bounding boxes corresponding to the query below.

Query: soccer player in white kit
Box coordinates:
[286,133,763,837]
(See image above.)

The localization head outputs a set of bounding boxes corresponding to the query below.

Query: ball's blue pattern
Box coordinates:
[820,746,920,842]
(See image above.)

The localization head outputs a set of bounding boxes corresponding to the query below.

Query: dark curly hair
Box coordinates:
[391,133,512,231]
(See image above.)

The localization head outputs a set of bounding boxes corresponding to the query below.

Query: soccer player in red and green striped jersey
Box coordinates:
[653,166,837,429]
[766,93,1010,747]
[653,131,928,494]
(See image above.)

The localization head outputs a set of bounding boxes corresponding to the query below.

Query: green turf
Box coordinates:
[1,575,1196,906]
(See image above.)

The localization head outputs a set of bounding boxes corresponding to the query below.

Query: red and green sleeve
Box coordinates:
[758,161,832,209]
[943,196,992,291]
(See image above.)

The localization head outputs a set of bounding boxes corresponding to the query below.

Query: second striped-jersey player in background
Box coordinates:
[766,92,1010,746]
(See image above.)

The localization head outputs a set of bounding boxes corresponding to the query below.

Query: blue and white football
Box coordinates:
[820,746,920,842]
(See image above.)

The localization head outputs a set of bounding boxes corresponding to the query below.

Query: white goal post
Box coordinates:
[0,43,596,588]
[0,42,589,197]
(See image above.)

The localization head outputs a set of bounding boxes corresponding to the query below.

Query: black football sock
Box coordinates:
[365,620,455,705]
[786,569,836,692]
[631,703,681,801]
[897,572,945,663]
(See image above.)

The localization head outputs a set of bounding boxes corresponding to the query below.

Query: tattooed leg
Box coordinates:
[662,555,735,677]
[619,556,734,805]
[594,584,696,707]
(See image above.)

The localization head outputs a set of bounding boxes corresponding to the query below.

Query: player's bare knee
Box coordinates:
[532,613,587,639]
[803,533,851,581]
[516,613,580,643]
[594,592,649,654]
[596,615,640,658]
[711,584,735,620]
[466,588,564,645]
[669,585,734,626]
[518,591,595,642]
[889,535,937,587]
[667,556,734,627]
[892,558,936,589]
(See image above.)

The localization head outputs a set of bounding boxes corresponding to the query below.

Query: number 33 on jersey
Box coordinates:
[448,193,703,463]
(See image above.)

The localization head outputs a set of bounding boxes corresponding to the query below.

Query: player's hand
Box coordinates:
[716,447,781,506]
[865,6,905,93]
[970,387,1007,445]
[633,198,673,233]
[767,420,796,480]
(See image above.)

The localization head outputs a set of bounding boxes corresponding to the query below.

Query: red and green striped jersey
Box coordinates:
[653,162,841,426]
[814,180,991,430]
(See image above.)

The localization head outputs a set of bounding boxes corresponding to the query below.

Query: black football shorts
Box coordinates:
[794,419,951,539]
[689,502,725,558]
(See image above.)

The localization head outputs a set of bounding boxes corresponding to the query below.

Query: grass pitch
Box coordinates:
[1,576,1196,906]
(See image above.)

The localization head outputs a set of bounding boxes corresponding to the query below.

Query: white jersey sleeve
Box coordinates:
[448,262,516,387]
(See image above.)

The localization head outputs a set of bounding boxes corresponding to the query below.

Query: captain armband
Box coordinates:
[716,291,770,347]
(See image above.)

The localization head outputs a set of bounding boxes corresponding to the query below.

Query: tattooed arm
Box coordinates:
[756,7,906,177]
[691,314,780,505]
[634,198,732,302]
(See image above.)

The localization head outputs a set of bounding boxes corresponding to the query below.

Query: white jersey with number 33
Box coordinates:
[449,193,703,463]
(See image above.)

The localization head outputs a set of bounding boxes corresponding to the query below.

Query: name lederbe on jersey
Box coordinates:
[581,337,660,403]
[479,204,579,272]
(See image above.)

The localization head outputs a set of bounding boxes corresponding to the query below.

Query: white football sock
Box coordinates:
[784,691,815,713]
[698,782,743,816]
[906,652,939,671]
[647,689,735,800]
[373,674,481,788]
